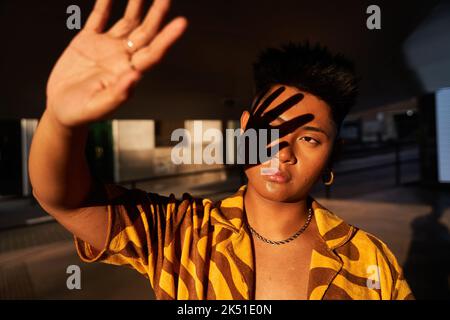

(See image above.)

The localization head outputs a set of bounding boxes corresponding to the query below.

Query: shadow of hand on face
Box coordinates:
[241,86,314,168]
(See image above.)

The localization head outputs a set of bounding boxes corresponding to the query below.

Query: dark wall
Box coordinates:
[0,120,22,195]
[0,0,441,121]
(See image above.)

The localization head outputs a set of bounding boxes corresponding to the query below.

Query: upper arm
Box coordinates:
[72,184,173,277]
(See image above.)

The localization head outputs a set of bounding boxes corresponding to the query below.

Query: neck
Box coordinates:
[244,183,310,240]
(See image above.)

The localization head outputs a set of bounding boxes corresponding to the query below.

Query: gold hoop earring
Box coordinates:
[323,170,334,186]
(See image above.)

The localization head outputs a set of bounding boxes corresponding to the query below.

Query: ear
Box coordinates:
[240,110,251,133]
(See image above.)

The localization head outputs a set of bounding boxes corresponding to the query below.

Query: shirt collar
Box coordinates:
[211,184,355,250]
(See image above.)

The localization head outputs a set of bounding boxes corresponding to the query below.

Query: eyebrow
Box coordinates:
[301,125,329,138]
[274,116,329,138]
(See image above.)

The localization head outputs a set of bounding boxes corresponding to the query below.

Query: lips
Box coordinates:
[262,168,291,183]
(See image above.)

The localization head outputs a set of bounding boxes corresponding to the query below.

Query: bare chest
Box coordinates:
[253,242,313,300]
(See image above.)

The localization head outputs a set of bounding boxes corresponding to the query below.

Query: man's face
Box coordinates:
[241,85,337,202]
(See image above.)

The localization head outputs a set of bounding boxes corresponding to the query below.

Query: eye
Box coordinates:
[298,136,320,145]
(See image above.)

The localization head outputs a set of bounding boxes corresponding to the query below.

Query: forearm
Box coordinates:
[29,108,94,211]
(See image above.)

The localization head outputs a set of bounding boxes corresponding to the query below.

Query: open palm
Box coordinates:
[46,0,187,127]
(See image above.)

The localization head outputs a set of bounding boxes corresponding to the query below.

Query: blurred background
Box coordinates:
[0,0,449,300]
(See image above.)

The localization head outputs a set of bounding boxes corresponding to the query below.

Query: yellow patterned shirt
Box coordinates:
[75,184,414,300]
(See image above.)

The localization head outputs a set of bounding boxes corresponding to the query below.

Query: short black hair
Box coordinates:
[252,42,359,132]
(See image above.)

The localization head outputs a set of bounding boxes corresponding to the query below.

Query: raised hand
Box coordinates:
[46,0,187,128]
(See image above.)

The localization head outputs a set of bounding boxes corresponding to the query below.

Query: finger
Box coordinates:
[127,0,171,52]
[108,0,144,37]
[131,17,187,71]
[250,86,271,112]
[262,93,304,122]
[85,70,142,120]
[84,0,113,33]
[245,116,270,131]
[245,87,288,131]
[272,113,314,138]
[253,86,285,118]
[124,0,144,21]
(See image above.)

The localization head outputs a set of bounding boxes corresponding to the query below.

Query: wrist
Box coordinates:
[43,108,88,137]
[41,107,88,135]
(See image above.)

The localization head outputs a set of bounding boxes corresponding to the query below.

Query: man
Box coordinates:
[29,0,413,299]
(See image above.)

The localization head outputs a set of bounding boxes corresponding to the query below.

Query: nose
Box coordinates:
[277,141,297,165]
